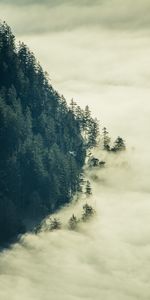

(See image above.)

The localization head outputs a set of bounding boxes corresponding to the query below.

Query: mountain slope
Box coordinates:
[0,22,98,244]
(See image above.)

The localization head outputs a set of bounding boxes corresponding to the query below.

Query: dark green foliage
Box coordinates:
[88,157,106,168]
[0,196,25,244]
[111,137,126,152]
[102,127,111,151]
[68,214,78,230]
[82,203,95,221]
[69,102,99,149]
[34,221,43,234]
[87,118,99,148]
[0,22,95,244]
[49,218,61,231]
[102,127,126,153]
[85,180,92,196]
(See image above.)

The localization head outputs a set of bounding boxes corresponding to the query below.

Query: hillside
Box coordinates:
[0,22,99,244]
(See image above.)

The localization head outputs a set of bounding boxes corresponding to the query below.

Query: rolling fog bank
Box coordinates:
[0,123,150,300]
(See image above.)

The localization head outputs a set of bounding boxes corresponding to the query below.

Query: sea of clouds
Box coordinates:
[0,143,150,300]
[1,1,150,299]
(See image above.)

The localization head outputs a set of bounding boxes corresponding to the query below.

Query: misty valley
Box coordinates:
[0,6,150,299]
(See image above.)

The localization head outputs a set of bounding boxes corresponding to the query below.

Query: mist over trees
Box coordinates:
[0,22,126,245]
[102,127,126,153]
[0,22,99,244]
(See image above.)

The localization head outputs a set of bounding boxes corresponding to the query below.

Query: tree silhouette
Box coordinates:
[68,214,78,230]
[102,127,111,151]
[49,218,61,231]
[111,137,126,152]
[82,203,95,221]
[85,180,92,196]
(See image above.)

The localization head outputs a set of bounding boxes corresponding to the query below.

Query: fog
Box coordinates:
[1,144,150,300]
[1,0,150,299]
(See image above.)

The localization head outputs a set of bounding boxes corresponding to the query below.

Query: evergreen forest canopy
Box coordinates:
[0,22,125,245]
[0,22,101,244]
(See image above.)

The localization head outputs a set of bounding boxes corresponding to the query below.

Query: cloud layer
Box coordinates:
[1,0,150,36]
[0,1,150,299]
[0,144,150,300]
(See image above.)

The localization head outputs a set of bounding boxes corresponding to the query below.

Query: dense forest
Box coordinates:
[0,22,100,244]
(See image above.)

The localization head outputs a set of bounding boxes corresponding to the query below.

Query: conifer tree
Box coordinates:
[70,99,77,114]
[102,127,111,151]
[82,203,95,221]
[112,137,126,152]
[49,218,61,231]
[85,180,92,196]
[88,118,99,148]
[68,214,78,230]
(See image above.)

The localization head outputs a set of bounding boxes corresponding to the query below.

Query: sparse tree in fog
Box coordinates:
[111,137,126,152]
[49,218,61,231]
[82,203,95,221]
[102,127,111,151]
[85,180,92,196]
[68,214,78,230]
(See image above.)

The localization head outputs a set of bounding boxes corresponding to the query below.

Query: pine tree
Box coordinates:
[68,214,78,230]
[49,218,61,231]
[102,127,111,151]
[85,180,92,196]
[112,137,126,152]
[88,118,99,148]
[82,203,95,221]
[82,105,90,132]
[75,105,83,123]
[70,99,77,114]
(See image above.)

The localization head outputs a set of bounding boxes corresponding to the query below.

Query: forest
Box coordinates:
[0,22,126,245]
[0,22,101,244]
